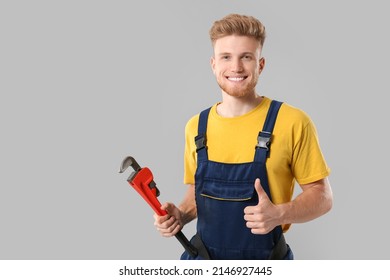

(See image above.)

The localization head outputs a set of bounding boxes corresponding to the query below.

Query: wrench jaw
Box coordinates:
[119,156,141,174]
[127,171,138,183]
[119,156,161,197]
[148,180,160,197]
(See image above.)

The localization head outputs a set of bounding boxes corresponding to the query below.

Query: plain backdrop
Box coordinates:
[1,0,389,260]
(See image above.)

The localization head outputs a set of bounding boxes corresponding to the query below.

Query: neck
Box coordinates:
[217,92,263,117]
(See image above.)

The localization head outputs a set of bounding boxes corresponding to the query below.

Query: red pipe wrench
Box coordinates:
[119,156,198,258]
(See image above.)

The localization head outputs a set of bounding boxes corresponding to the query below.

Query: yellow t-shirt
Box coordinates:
[184,97,331,231]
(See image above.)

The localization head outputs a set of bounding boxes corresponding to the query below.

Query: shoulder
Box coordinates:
[273,101,319,141]
[278,101,312,127]
[185,113,200,135]
[185,105,216,134]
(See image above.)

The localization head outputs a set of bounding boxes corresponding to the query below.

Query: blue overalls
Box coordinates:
[181,100,293,260]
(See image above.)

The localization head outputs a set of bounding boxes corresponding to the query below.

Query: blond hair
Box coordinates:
[209,14,266,47]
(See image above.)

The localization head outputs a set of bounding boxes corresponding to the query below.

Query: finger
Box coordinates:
[254,178,268,200]
[245,220,272,234]
[162,203,180,219]
[245,221,259,229]
[243,205,255,215]
[158,218,180,235]
[250,227,272,235]
[243,212,257,222]
[161,202,172,213]
[159,218,178,232]
[154,215,175,229]
[153,212,170,224]
[170,222,182,236]
[161,223,181,237]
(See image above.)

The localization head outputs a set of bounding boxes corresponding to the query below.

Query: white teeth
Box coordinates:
[228,77,245,81]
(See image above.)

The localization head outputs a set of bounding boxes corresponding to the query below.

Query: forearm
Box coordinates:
[178,184,197,225]
[279,178,333,225]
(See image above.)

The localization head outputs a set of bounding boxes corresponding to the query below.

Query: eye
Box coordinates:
[242,55,253,60]
[221,55,230,60]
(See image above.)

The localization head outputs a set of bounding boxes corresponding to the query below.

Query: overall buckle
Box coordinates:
[256,131,271,150]
[195,134,207,152]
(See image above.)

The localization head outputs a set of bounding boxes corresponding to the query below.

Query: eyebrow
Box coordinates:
[217,52,255,57]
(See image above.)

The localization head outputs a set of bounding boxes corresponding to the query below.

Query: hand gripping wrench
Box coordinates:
[119,156,198,258]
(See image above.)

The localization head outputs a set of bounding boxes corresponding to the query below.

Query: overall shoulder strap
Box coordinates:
[194,107,211,162]
[253,100,287,258]
[254,100,283,164]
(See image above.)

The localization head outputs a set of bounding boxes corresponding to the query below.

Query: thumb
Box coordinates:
[254,178,268,201]
[160,202,173,215]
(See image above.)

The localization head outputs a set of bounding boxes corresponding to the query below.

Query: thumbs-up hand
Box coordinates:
[244,178,281,234]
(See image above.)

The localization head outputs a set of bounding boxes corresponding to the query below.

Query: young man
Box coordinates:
[154,14,333,260]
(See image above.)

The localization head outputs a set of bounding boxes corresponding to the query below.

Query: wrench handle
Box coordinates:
[158,208,198,257]
[175,231,198,258]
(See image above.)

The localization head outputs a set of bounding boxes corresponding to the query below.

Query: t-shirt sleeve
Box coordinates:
[291,114,331,185]
[183,115,199,185]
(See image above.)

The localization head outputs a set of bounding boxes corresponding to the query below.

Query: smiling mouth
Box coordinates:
[226,76,248,82]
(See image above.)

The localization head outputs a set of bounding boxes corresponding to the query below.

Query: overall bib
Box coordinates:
[181,100,293,260]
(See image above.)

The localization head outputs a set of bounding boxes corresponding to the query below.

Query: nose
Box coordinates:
[231,58,244,72]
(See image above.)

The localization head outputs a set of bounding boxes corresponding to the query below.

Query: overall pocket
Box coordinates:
[200,178,255,201]
[197,178,263,252]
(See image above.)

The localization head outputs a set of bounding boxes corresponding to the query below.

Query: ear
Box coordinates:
[259,57,265,73]
[210,56,216,75]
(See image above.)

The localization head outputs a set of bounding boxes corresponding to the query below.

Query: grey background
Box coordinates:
[1,0,389,259]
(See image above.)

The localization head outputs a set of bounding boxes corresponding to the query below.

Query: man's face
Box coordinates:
[211,35,264,98]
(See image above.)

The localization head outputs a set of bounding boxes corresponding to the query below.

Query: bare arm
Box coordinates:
[154,184,197,237]
[178,184,197,225]
[280,177,333,224]
[244,177,333,234]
